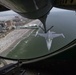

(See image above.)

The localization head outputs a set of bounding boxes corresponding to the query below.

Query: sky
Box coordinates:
[51,7,70,12]
[0,7,74,21]
[0,7,70,16]
[0,10,18,21]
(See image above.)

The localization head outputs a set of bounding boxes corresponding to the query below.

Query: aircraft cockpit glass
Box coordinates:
[0,8,76,63]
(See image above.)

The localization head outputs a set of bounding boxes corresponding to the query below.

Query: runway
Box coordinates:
[0,19,40,56]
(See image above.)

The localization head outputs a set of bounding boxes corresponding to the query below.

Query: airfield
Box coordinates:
[0,20,40,56]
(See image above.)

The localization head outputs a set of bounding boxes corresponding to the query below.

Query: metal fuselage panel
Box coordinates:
[53,0,76,10]
[0,0,52,19]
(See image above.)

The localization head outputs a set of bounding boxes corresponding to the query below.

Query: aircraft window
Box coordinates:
[0,8,76,64]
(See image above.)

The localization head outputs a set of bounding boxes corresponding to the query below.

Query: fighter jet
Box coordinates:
[35,30,65,51]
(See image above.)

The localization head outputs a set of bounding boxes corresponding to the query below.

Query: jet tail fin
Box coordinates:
[46,39,52,51]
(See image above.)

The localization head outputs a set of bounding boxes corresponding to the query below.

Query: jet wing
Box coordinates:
[38,33,46,37]
[51,34,65,38]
